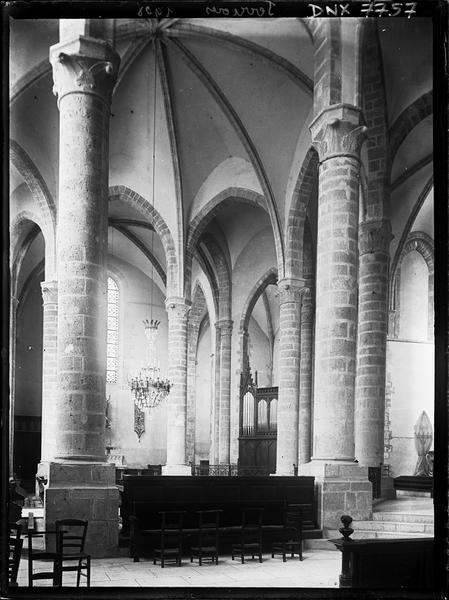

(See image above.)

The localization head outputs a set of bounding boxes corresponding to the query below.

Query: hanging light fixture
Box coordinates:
[129,33,171,412]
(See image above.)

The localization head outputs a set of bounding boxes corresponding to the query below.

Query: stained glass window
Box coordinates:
[107,277,119,384]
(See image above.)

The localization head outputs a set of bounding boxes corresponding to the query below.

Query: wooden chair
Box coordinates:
[232,508,264,564]
[27,529,59,587]
[153,511,185,568]
[190,510,222,565]
[55,519,91,587]
[9,523,23,586]
[271,505,303,562]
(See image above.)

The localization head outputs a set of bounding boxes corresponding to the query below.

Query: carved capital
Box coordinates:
[310,104,367,163]
[41,280,58,305]
[277,277,306,305]
[165,297,191,321]
[358,220,393,256]
[216,319,233,337]
[50,36,120,106]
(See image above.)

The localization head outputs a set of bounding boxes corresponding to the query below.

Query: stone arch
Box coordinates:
[108,185,179,297]
[10,140,57,278]
[239,267,278,335]
[390,231,434,340]
[185,187,280,299]
[201,233,231,322]
[286,148,318,280]
[10,211,53,298]
[389,91,433,164]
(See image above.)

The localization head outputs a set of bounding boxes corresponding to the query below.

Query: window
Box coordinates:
[106,276,119,384]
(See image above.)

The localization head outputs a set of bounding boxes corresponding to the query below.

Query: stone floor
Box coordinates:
[16,549,341,588]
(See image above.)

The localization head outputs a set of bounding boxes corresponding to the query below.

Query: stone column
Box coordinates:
[46,25,120,557]
[298,106,372,531]
[310,105,367,462]
[298,286,313,464]
[355,220,392,466]
[217,319,233,465]
[276,278,304,475]
[163,297,191,475]
[39,281,58,463]
[211,325,221,465]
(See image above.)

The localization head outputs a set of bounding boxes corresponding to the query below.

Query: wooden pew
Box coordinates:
[120,475,316,560]
[331,515,434,589]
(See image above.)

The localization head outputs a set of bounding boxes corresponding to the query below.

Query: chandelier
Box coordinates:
[129,319,171,410]
[129,45,171,413]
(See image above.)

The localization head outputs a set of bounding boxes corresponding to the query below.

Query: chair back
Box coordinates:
[240,507,263,545]
[159,511,184,552]
[197,509,221,548]
[9,523,23,584]
[55,519,88,556]
[284,505,303,540]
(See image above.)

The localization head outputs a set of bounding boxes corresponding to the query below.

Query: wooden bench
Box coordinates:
[393,475,433,497]
[331,515,434,589]
[120,475,316,560]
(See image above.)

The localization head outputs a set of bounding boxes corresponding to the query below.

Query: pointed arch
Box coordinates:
[285,148,318,280]
[108,185,179,296]
[239,267,278,334]
[186,187,275,299]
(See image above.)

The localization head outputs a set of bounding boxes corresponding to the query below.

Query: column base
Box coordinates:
[297,460,373,530]
[162,464,192,476]
[44,461,119,557]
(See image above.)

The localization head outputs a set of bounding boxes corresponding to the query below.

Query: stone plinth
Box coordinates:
[161,464,192,476]
[298,461,372,530]
[44,461,119,557]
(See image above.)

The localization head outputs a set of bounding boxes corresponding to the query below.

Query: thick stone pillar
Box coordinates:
[298,287,313,464]
[40,281,58,463]
[298,106,372,531]
[355,220,392,466]
[163,297,191,475]
[276,278,304,475]
[310,106,367,462]
[212,324,221,464]
[45,25,120,557]
[217,319,233,464]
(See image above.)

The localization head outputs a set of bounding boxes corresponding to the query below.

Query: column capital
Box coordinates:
[165,297,191,320]
[310,104,367,163]
[50,36,120,106]
[358,220,393,256]
[41,280,58,305]
[277,277,306,305]
[216,319,233,337]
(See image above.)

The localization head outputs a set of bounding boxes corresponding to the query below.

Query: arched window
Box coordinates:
[106,276,119,384]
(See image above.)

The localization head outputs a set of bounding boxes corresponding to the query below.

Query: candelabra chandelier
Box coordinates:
[129,319,171,411]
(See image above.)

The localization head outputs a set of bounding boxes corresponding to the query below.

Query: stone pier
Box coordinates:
[44,22,120,557]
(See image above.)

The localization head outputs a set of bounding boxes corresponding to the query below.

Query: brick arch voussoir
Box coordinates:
[10,210,56,293]
[201,233,231,321]
[10,140,56,228]
[109,185,179,296]
[239,267,278,334]
[286,148,318,280]
[390,231,434,312]
[185,187,268,298]
[389,91,433,163]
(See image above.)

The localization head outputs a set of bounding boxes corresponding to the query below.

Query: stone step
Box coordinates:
[304,538,339,551]
[325,528,432,540]
[373,511,433,524]
[353,520,434,534]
